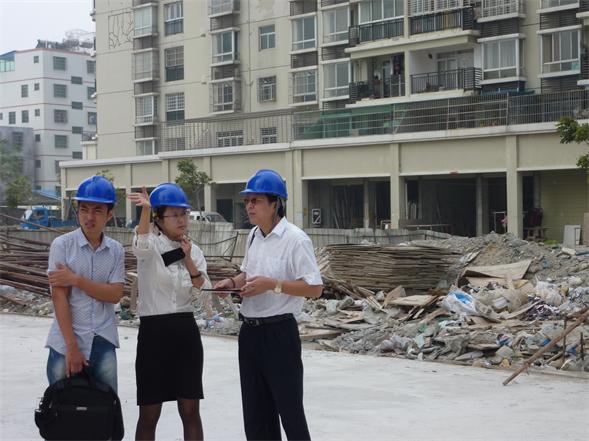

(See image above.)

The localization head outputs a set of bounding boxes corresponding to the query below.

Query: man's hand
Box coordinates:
[127,186,150,207]
[48,264,79,288]
[65,345,87,377]
[212,278,237,299]
[240,276,276,297]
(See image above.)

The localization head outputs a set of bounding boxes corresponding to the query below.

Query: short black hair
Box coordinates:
[266,194,285,218]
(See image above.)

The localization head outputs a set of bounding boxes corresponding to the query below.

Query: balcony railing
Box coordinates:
[540,0,579,9]
[481,0,525,18]
[410,0,474,16]
[290,0,317,16]
[209,0,239,16]
[349,75,405,102]
[411,68,481,94]
[541,58,581,74]
[581,53,589,79]
[410,7,476,34]
[349,18,403,46]
[157,90,588,145]
[581,0,589,11]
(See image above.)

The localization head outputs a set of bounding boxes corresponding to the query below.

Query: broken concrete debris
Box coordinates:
[1,231,588,372]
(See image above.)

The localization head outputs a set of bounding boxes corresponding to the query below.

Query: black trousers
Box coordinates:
[238,316,311,441]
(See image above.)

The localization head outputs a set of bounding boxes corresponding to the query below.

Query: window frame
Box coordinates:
[53,56,66,71]
[54,84,67,98]
[323,61,350,98]
[260,127,277,144]
[323,7,349,44]
[212,31,238,64]
[292,70,317,103]
[540,29,580,74]
[54,109,68,124]
[135,95,157,124]
[54,134,68,148]
[164,1,184,36]
[259,24,276,50]
[216,130,244,147]
[258,76,277,102]
[21,84,29,98]
[360,0,404,24]
[165,46,184,81]
[21,110,29,123]
[9,111,16,124]
[165,92,185,121]
[292,16,316,51]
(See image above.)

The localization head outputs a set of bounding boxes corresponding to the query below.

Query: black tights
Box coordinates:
[135,399,203,441]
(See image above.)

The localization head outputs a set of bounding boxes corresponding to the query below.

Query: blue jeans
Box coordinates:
[47,335,118,393]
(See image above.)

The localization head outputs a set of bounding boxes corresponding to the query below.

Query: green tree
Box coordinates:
[175,159,213,210]
[556,116,589,173]
[0,137,23,183]
[5,176,32,208]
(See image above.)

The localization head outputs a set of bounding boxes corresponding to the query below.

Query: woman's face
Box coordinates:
[158,206,189,240]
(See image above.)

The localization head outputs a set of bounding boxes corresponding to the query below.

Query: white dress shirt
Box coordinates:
[132,230,211,317]
[240,218,323,318]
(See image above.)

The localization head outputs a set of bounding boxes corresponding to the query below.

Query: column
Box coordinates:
[124,163,132,222]
[389,143,405,228]
[363,179,370,228]
[476,175,483,236]
[161,159,170,182]
[506,136,523,238]
[290,150,305,228]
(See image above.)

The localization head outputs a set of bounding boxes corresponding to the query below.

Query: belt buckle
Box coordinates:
[246,318,261,326]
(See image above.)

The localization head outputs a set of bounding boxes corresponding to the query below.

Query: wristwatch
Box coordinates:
[274,279,283,294]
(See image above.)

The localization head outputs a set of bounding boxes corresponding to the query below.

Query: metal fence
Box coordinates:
[159,89,589,147]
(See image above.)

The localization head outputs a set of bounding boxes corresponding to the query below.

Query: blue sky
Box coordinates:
[0,0,94,54]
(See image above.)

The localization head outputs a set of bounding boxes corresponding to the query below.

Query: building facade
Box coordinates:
[0,40,97,195]
[61,0,589,241]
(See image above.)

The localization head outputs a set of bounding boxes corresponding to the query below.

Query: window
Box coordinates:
[12,132,23,147]
[9,111,16,124]
[212,81,237,112]
[136,140,157,155]
[216,130,244,147]
[54,135,68,148]
[71,76,83,85]
[54,84,67,98]
[410,0,456,16]
[258,76,276,102]
[292,17,315,51]
[134,50,157,81]
[165,47,184,81]
[292,70,317,103]
[35,134,41,142]
[483,39,521,80]
[259,25,275,50]
[87,86,96,99]
[0,57,15,72]
[53,56,66,70]
[324,61,350,98]
[361,0,404,23]
[35,159,41,168]
[35,109,40,117]
[323,8,348,43]
[34,83,39,91]
[21,110,29,123]
[54,109,68,123]
[72,126,83,134]
[165,93,185,121]
[34,55,39,63]
[55,160,61,174]
[86,60,95,74]
[72,151,83,159]
[212,31,237,64]
[0,112,2,120]
[21,84,29,97]
[134,6,155,37]
[135,95,157,124]
[541,30,580,74]
[72,101,83,110]
[165,1,183,35]
[88,112,97,125]
[260,127,277,144]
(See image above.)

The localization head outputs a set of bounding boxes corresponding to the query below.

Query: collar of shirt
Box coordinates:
[75,228,109,252]
[254,217,288,240]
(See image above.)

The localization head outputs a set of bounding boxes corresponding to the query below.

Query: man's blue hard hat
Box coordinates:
[74,175,116,204]
[240,169,287,200]
[149,183,191,209]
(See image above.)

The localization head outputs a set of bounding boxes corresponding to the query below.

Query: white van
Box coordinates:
[189,211,228,223]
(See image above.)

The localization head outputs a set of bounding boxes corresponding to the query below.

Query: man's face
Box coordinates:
[243,193,276,226]
[78,202,112,235]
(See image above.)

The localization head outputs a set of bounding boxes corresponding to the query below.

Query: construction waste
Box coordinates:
[1,232,588,373]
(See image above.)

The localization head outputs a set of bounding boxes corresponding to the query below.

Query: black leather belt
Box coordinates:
[239,313,294,327]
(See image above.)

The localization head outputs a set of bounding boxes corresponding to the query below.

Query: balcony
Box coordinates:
[581,0,589,11]
[410,7,476,35]
[349,18,404,46]
[542,58,581,75]
[411,68,481,94]
[349,76,406,102]
[209,0,239,17]
[290,0,317,16]
[321,0,349,7]
[210,80,241,113]
[480,0,525,20]
[540,0,579,10]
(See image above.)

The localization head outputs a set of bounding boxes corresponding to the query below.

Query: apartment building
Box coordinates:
[0,39,97,195]
[61,0,588,241]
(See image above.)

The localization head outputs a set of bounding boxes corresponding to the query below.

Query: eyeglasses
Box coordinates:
[161,210,189,221]
[243,197,267,206]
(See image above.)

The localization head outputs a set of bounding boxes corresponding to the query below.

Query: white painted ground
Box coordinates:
[0,314,588,441]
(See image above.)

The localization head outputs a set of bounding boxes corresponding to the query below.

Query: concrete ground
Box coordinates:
[0,314,588,441]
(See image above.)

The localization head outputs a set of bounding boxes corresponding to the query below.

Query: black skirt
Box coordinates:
[136,312,204,405]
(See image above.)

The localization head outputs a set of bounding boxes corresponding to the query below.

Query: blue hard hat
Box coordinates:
[240,169,288,200]
[149,183,191,209]
[74,175,116,204]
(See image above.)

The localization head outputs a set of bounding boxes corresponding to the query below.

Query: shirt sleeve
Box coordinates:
[240,229,256,273]
[292,237,323,286]
[47,237,67,294]
[108,243,126,284]
[132,231,156,260]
